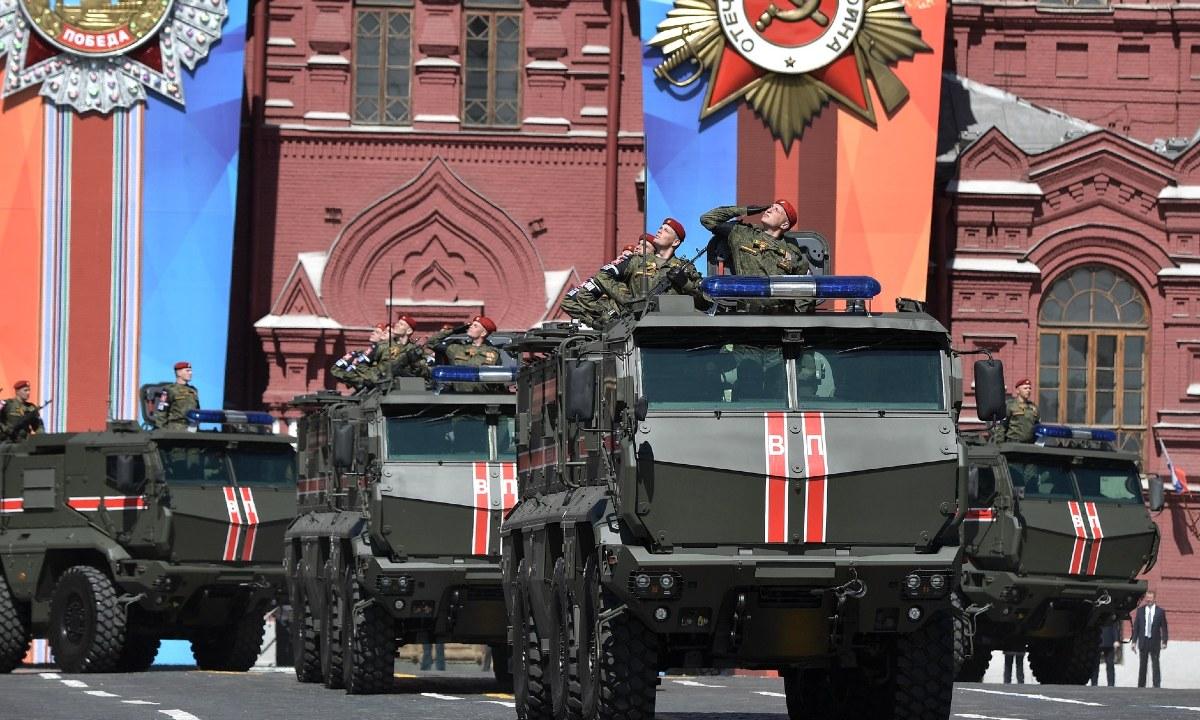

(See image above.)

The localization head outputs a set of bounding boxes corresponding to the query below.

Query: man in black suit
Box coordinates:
[1132,590,1168,688]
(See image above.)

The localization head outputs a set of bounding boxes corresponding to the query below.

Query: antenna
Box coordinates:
[388,262,396,352]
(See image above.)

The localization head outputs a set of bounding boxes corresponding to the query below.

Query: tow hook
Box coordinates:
[956,602,991,658]
[1087,590,1113,608]
[728,593,749,650]
[826,569,865,647]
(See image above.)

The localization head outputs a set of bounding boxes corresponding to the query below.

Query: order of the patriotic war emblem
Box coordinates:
[0,0,228,112]
[650,0,931,146]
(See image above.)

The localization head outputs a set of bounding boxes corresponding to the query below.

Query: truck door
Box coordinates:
[962,460,1021,569]
[100,450,157,548]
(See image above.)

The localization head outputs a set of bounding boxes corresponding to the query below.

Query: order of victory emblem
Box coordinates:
[0,0,228,113]
[649,0,931,146]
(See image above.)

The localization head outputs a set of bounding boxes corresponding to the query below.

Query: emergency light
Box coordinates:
[431,365,518,384]
[1033,424,1118,443]
[699,275,882,299]
[186,409,276,426]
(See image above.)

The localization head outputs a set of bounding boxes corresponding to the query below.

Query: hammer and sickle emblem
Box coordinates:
[755,0,830,31]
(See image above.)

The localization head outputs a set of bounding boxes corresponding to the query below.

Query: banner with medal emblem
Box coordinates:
[641,0,947,301]
[0,0,244,430]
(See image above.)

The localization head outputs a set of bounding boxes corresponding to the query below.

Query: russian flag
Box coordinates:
[1158,438,1188,494]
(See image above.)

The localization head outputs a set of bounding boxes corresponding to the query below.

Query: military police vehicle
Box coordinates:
[502,274,1006,720]
[286,370,517,694]
[0,406,295,674]
[955,424,1161,684]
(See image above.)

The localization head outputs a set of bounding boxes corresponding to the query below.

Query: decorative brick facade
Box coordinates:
[236,0,645,417]
[942,0,1200,640]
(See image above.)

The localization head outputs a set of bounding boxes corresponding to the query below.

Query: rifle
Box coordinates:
[617,245,711,322]
[4,399,51,440]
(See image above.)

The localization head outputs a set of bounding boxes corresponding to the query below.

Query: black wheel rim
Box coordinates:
[62,592,88,647]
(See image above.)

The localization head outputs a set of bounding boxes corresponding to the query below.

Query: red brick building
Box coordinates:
[228,0,644,419]
[940,1,1200,639]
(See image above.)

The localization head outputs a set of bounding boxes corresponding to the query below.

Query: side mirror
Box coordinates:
[634,396,648,423]
[974,359,1007,423]
[1149,475,1165,512]
[565,360,597,424]
[333,423,355,471]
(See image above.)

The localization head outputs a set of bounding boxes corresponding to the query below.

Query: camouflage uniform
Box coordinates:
[1,398,43,441]
[997,397,1039,443]
[153,383,200,430]
[700,205,812,312]
[594,253,703,307]
[562,278,621,329]
[356,340,430,384]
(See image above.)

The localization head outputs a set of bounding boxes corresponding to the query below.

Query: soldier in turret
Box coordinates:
[358,315,432,383]
[996,378,1039,443]
[426,316,502,367]
[1,380,44,441]
[700,201,811,312]
[562,239,647,329]
[330,323,389,389]
[595,218,702,306]
[153,362,200,430]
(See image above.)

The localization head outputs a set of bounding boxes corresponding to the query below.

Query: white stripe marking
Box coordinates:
[61,679,88,688]
[123,700,161,705]
[1152,707,1200,713]
[479,700,517,708]
[754,691,787,698]
[957,714,1031,720]
[39,672,60,679]
[956,688,1103,707]
[672,679,725,688]
[421,692,464,701]
[85,690,120,697]
[159,710,203,720]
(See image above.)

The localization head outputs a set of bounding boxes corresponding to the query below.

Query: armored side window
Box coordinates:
[969,464,998,506]
[106,454,147,494]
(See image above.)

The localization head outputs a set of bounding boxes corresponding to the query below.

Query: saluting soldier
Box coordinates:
[1,380,44,441]
[153,362,200,430]
[426,315,502,367]
[701,200,811,312]
[358,315,431,384]
[562,239,646,329]
[595,218,703,305]
[997,378,1040,443]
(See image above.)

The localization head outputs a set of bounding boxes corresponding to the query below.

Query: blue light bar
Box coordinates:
[432,365,518,384]
[699,275,882,299]
[1034,424,1118,443]
[185,409,275,426]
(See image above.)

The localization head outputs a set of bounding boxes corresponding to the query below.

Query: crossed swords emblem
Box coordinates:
[756,0,830,30]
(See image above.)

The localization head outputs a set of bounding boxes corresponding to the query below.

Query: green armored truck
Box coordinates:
[286,372,517,694]
[0,407,295,674]
[955,424,1161,684]
[501,275,1006,720]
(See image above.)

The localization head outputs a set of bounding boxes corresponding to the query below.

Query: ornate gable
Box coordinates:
[319,157,548,330]
[957,128,1029,182]
[271,258,330,318]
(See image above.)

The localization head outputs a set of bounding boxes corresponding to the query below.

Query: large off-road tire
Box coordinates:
[492,643,513,691]
[49,566,127,673]
[596,579,658,720]
[568,556,600,719]
[0,573,31,673]
[1028,627,1099,686]
[320,560,347,689]
[784,668,870,720]
[550,558,571,720]
[513,559,552,720]
[892,612,954,720]
[292,578,322,683]
[192,611,266,672]
[0,571,30,672]
[342,575,395,694]
[116,633,161,672]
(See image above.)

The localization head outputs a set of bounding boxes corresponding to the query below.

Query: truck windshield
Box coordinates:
[640,344,787,409]
[1007,454,1142,504]
[158,444,296,485]
[796,346,944,411]
[386,408,516,461]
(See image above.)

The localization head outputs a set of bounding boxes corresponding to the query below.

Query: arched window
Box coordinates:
[1038,266,1148,455]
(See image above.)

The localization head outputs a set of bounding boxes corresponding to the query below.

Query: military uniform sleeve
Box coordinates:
[0,402,15,438]
[700,205,746,231]
[425,327,455,349]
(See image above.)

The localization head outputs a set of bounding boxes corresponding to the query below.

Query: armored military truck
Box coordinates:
[286,372,517,694]
[0,409,295,674]
[501,275,1005,720]
[955,424,1161,684]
